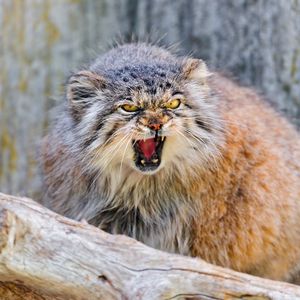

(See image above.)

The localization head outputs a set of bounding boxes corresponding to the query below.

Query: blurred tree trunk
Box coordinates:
[1,0,300,197]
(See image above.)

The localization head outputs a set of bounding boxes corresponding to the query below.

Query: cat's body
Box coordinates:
[42,44,300,282]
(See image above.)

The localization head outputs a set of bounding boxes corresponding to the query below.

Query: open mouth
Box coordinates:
[133,133,166,172]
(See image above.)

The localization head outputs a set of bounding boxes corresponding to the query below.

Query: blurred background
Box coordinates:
[1,0,300,199]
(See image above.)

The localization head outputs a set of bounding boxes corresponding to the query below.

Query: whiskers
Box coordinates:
[87,126,135,181]
[118,131,135,181]
[172,120,224,172]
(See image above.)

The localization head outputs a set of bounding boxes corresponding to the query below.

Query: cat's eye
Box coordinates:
[120,104,140,112]
[165,99,181,109]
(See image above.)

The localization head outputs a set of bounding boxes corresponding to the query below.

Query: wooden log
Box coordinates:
[0,193,300,299]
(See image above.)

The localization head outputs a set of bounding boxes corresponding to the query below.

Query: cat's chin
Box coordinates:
[132,163,164,175]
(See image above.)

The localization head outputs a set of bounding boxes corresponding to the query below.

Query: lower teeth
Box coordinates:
[140,158,159,165]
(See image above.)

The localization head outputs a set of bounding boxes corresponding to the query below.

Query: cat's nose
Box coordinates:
[148,123,162,131]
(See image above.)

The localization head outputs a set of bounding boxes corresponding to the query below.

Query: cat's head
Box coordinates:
[66,45,223,176]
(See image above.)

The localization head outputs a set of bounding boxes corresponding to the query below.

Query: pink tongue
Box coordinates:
[138,138,156,160]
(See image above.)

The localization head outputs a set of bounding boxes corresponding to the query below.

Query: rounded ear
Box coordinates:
[67,71,106,103]
[182,58,211,84]
[66,71,106,121]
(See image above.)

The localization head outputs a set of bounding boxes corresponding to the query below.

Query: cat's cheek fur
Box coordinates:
[162,135,191,166]
[91,139,135,172]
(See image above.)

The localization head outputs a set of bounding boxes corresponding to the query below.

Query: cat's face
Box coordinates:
[67,59,222,176]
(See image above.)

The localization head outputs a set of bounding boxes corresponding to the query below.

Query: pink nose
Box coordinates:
[148,123,162,131]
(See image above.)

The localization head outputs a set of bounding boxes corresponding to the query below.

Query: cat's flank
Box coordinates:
[41,43,300,282]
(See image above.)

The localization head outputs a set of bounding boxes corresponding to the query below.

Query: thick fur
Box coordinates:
[41,44,300,282]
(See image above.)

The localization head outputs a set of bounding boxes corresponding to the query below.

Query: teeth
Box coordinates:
[141,159,145,165]
[152,159,158,163]
[161,137,165,141]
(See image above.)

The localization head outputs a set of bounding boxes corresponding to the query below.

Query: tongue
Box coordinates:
[138,138,156,160]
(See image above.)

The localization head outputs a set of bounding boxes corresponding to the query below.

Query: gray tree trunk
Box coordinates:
[1,0,300,197]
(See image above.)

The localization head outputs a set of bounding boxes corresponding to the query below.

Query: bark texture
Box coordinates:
[1,0,300,214]
[1,192,300,300]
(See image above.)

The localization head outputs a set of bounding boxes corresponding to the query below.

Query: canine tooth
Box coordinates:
[161,137,165,141]
[141,159,145,165]
[152,159,158,163]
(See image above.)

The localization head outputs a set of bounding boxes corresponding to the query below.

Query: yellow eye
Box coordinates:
[120,104,140,112]
[165,99,181,109]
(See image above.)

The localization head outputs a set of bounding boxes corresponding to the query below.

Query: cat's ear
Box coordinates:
[67,71,106,103]
[182,58,211,84]
[67,71,106,120]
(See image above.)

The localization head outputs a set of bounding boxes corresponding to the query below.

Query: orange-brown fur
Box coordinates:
[190,76,300,281]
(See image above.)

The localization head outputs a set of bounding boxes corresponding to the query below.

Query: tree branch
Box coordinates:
[0,192,300,299]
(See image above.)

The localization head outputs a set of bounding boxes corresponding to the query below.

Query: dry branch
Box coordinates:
[0,193,300,300]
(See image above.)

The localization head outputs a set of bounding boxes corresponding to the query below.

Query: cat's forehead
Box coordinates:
[106,63,183,102]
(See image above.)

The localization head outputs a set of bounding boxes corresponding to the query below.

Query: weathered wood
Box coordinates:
[0,192,300,300]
